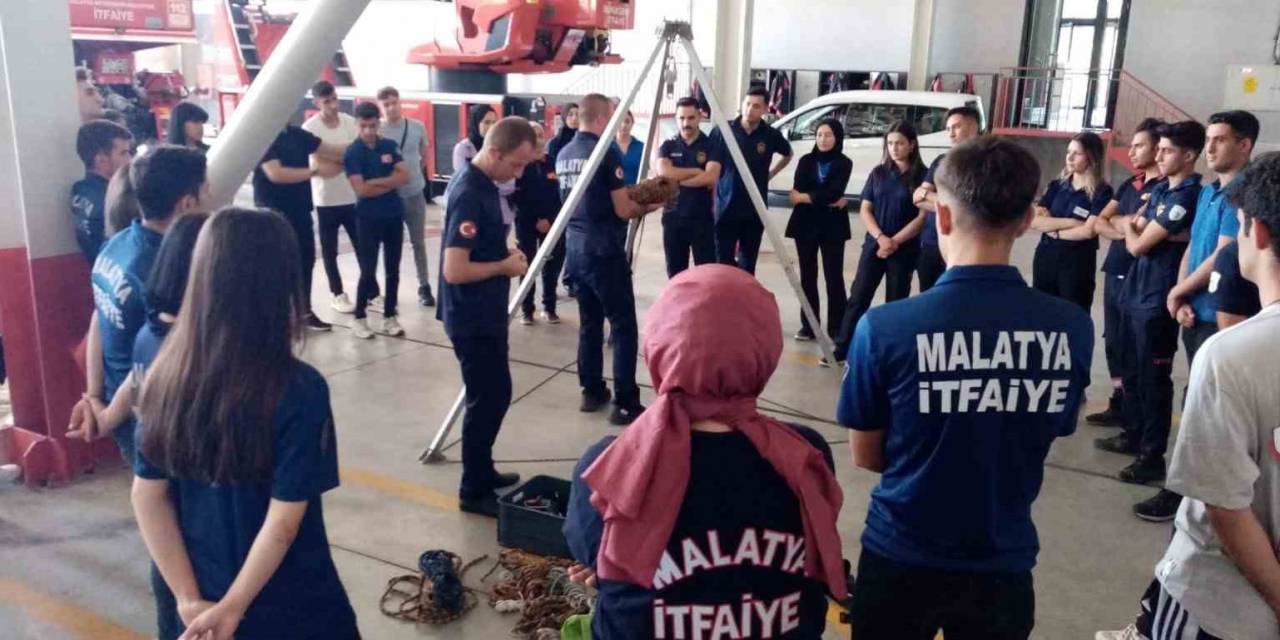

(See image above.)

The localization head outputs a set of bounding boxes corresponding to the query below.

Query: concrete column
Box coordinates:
[0,0,105,485]
[712,0,754,107]
[908,0,935,91]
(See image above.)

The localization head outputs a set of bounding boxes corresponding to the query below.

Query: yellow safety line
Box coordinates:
[0,579,146,640]
[339,466,460,512]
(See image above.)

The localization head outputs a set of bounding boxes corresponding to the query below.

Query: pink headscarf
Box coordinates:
[582,264,847,599]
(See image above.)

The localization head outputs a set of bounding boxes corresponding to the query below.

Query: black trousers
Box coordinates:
[794,237,846,338]
[317,205,361,296]
[451,333,511,498]
[1031,243,1096,312]
[1102,273,1130,382]
[570,252,640,407]
[1181,321,1216,366]
[1121,307,1181,460]
[355,216,402,319]
[715,215,765,275]
[663,217,716,278]
[281,209,316,314]
[916,242,946,292]
[834,243,918,358]
[516,226,566,314]
[850,550,1035,640]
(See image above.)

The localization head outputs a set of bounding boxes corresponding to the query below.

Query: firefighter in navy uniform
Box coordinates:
[655,97,722,277]
[437,117,539,517]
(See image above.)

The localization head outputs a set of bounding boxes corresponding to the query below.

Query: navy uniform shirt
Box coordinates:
[342,137,404,220]
[557,131,627,257]
[859,163,925,248]
[254,126,322,217]
[1126,174,1202,312]
[1210,241,1261,318]
[838,265,1092,572]
[1036,177,1114,251]
[920,155,945,247]
[565,426,834,640]
[437,161,511,338]
[658,132,721,226]
[71,172,109,262]
[710,118,791,221]
[1102,175,1164,276]
[135,362,358,640]
[513,156,560,237]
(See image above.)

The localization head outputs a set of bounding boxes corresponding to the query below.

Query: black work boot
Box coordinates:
[1086,389,1124,427]
[1118,455,1166,486]
[1094,432,1139,455]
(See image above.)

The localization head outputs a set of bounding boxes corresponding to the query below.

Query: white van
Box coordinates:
[768,90,986,200]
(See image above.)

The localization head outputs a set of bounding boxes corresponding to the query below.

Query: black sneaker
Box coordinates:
[566,283,578,298]
[459,493,500,518]
[520,313,536,326]
[818,356,845,368]
[1133,489,1182,522]
[1094,433,1139,455]
[493,472,521,490]
[580,388,612,413]
[794,329,816,342]
[1086,391,1124,427]
[419,285,436,307]
[305,314,333,331]
[1118,456,1166,486]
[541,310,561,324]
[609,403,646,426]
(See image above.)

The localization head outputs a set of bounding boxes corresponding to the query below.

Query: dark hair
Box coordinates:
[1063,131,1106,197]
[145,212,209,320]
[935,136,1041,230]
[745,86,769,101]
[166,102,208,148]
[104,160,142,235]
[76,119,132,169]
[945,106,981,125]
[138,207,304,483]
[1227,151,1280,259]
[1208,110,1261,145]
[483,116,538,154]
[1157,120,1207,157]
[376,86,400,100]
[881,121,926,185]
[135,145,207,220]
[312,80,336,99]
[675,97,700,110]
[354,101,380,120]
[1134,117,1165,139]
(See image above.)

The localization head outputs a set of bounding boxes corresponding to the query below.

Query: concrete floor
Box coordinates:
[0,200,1178,639]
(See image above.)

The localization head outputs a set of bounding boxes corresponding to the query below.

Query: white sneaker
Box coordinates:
[351,318,374,339]
[331,293,355,314]
[1095,624,1144,640]
[368,296,385,314]
[378,316,405,337]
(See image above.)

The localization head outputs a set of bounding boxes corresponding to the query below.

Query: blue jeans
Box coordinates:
[570,253,639,407]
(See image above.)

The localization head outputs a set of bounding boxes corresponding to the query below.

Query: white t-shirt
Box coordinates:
[1159,303,1280,640]
[302,112,358,207]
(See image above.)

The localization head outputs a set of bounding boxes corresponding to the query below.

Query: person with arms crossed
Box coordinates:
[655,97,722,278]
[912,105,981,292]
[378,86,437,308]
[513,123,567,325]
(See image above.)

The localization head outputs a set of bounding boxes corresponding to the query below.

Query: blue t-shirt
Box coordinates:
[1186,176,1241,322]
[859,163,925,248]
[837,265,1092,573]
[343,137,405,220]
[71,172,109,263]
[920,155,945,247]
[1036,177,1114,251]
[612,138,645,186]
[710,118,791,221]
[437,161,511,338]
[658,132,721,226]
[134,363,357,640]
[1101,174,1164,276]
[92,219,162,457]
[1125,174,1202,312]
[557,131,628,257]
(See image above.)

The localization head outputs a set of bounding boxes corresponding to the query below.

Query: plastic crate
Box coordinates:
[497,475,573,559]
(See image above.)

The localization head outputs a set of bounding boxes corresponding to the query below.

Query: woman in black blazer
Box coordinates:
[785,118,852,341]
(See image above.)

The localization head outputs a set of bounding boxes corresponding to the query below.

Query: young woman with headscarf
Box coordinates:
[450,104,517,228]
[785,118,852,342]
[564,264,848,640]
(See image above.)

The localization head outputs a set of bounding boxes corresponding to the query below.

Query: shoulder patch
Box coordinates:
[1167,204,1187,221]
[615,166,625,180]
[458,220,477,239]
[1209,270,1222,294]
[756,141,767,155]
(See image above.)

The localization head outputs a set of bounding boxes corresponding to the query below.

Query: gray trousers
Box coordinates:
[401,192,430,289]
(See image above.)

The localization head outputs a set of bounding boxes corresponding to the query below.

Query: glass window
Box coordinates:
[1062,0,1100,19]
[844,103,910,138]
[912,106,950,136]
[786,104,844,140]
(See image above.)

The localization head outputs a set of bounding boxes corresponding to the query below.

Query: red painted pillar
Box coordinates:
[0,1,110,486]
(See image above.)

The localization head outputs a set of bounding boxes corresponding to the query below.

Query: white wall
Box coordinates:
[750,0,915,71]
[927,0,1025,75]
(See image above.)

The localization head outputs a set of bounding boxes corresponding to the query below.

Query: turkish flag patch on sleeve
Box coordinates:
[458,221,478,239]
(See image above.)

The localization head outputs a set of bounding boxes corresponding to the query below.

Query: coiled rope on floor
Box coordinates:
[379,549,487,625]
[485,548,592,638]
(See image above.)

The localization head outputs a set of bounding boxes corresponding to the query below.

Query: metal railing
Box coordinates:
[1109,69,1194,143]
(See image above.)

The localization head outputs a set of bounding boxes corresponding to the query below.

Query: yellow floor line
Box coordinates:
[339,466,459,512]
[0,579,146,640]
[826,601,851,638]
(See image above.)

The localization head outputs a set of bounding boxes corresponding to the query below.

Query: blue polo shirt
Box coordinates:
[557,131,627,257]
[1186,176,1241,322]
[657,132,720,226]
[92,219,163,459]
[134,362,358,640]
[612,138,645,186]
[71,172,109,263]
[920,155,945,247]
[859,163,924,248]
[1126,174,1202,312]
[343,137,404,220]
[711,118,791,222]
[437,161,512,338]
[1102,175,1164,276]
[837,265,1092,572]
[1037,177,1113,251]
